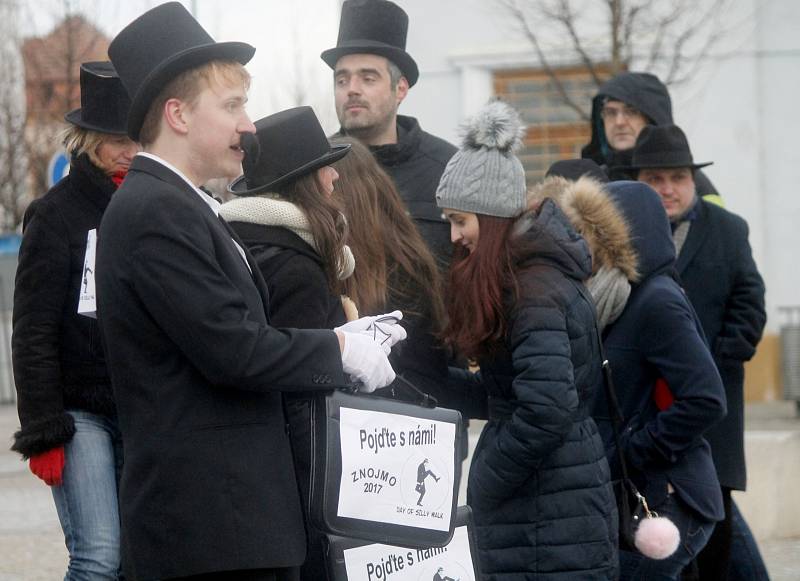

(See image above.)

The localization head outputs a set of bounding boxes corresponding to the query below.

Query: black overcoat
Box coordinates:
[12,154,116,458]
[96,155,347,581]
[676,199,766,490]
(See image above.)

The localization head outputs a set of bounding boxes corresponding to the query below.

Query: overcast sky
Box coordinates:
[25,0,344,130]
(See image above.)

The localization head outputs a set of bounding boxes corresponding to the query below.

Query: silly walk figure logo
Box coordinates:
[342,525,475,581]
[337,407,456,531]
[416,459,440,506]
[77,229,97,318]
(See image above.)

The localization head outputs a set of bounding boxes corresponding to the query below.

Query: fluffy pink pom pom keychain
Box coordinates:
[632,491,681,559]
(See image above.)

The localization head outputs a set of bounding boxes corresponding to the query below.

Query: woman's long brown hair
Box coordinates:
[275,172,347,292]
[330,136,445,329]
[441,214,517,359]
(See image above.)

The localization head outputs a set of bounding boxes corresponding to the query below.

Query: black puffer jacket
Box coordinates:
[580,72,718,196]
[12,154,117,458]
[364,115,457,270]
[467,200,617,580]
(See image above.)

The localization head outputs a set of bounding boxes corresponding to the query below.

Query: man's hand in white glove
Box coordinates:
[334,310,406,355]
[337,331,396,393]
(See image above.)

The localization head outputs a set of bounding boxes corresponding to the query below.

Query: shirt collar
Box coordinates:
[137,152,221,216]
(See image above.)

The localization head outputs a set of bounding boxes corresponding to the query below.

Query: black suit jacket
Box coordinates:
[96,156,347,580]
[677,199,766,490]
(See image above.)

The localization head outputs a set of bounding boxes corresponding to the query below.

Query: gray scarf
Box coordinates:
[587,266,631,331]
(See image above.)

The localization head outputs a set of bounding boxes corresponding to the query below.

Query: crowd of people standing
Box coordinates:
[10,1,767,580]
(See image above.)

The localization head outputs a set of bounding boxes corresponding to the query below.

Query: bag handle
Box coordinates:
[341,373,438,409]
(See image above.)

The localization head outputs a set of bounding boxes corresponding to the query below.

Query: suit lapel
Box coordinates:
[217,217,272,316]
[676,200,711,275]
[129,155,272,316]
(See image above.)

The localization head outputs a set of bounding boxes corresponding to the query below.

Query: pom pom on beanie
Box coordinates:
[436,100,527,218]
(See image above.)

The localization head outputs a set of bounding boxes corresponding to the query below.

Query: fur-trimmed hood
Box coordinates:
[528,176,639,282]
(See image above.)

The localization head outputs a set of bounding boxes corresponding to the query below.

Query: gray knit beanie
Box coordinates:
[436,100,526,218]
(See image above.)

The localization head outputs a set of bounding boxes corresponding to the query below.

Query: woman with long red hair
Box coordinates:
[436,101,617,580]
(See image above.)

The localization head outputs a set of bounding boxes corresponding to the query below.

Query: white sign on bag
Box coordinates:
[77,229,97,319]
[337,407,456,531]
[343,525,475,581]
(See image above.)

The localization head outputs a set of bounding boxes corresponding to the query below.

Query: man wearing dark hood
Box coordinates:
[630,125,767,581]
[322,0,456,268]
[581,71,719,200]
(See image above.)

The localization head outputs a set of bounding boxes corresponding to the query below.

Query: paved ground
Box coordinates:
[1,403,798,580]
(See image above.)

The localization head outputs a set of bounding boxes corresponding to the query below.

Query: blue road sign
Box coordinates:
[47,151,70,187]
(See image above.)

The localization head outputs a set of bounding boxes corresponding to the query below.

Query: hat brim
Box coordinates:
[64,108,128,135]
[127,41,255,141]
[228,144,352,197]
[619,161,714,172]
[321,41,418,87]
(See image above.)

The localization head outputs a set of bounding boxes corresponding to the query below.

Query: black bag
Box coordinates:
[311,386,463,548]
[325,506,482,581]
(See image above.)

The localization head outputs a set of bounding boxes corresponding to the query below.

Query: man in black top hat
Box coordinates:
[581,71,720,202]
[321,0,457,269]
[98,3,402,580]
[628,124,766,581]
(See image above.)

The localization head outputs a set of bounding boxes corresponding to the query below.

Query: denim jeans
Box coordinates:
[619,493,716,580]
[52,410,124,580]
[728,500,770,581]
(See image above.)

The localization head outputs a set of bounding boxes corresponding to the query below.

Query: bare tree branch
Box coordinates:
[553,0,603,85]
[498,0,591,121]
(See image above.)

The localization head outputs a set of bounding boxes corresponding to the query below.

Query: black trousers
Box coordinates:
[165,567,300,581]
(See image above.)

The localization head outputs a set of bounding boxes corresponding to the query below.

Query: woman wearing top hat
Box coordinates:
[11,61,138,579]
[221,106,372,581]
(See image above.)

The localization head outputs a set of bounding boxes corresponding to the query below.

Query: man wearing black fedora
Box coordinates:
[98,4,401,580]
[628,124,766,581]
[322,0,457,269]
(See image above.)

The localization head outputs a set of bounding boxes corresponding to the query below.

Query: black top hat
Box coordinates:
[626,125,713,171]
[108,2,255,141]
[321,0,419,87]
[64,62,131,135]
[228,107,351,196]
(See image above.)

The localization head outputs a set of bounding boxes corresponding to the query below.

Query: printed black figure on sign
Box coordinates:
[415,458,440,506]
[433,565,459,581]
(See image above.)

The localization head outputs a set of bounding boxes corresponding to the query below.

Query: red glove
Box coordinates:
[29,446,65,486]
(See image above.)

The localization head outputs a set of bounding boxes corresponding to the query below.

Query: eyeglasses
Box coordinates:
[600,104,644,121]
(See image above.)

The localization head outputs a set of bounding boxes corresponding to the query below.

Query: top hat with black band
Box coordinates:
[64,61,131,135]
[108,1,255,141]
[228,106,351,197]
[321,0,419,87]
[624,125,713,171]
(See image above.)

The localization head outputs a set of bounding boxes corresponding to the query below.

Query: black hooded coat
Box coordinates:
[581,72,717,196]
[593,182,727,522]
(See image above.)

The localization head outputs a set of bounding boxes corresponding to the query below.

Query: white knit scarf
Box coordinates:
[219,195,355,280]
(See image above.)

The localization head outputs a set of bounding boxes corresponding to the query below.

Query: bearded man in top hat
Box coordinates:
[628,124,766,581]
[99,3,403,580]
[581,71,721,203]
[322,0,457,269]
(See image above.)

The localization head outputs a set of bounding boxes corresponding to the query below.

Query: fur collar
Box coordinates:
[528,176,639,282]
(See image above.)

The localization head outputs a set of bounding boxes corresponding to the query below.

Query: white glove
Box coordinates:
[340,331,396,393]
[335,310,406,355]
